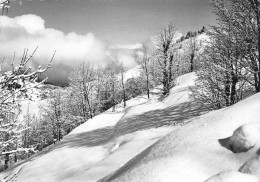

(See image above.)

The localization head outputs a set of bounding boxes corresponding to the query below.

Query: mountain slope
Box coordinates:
[103,92,260,182]
[0,72,210,182]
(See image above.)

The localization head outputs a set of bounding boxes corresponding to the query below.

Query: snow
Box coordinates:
[2,71,259,182]
[239,155,260,178]
[219,124,260,153]
[104,92,260,182]
[0,72,199,181]
[205,171,259,182]
[17,99,47,121]
[123,65,141,82]
[61,127,176,182]
[68,112,124,135]
[69,66,164,135]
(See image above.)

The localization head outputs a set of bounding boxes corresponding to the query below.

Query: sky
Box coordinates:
[8,0,216,44]
[0,0,217,85]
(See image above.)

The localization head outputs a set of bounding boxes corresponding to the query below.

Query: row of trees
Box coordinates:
[15,60,155,160]
[192,0,260,109]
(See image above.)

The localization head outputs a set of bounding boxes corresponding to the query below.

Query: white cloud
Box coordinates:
[0,14,107,67]
[0,14,143,84]
[110,43,143,50]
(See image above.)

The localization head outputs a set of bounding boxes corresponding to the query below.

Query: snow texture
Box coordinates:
[239,155,260,178]
[219,124,260,153]
[2,71,259,182]
[103,92,260,182]
[205,171,259,182]
[0,72,199,181]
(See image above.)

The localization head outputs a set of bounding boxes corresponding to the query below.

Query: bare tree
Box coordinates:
[192,0,252,109]
[216,0,260,93]
[187,37,200,72]
[140,48,151,99]
[120,63,127,107]
[105,62,120,112]
[69,62,97,120]
[155,23,179,95]
[44,89,69,141]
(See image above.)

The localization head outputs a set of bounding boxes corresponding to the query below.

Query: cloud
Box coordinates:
[0,14,142,85]
[110,43,143,50]
[108,43,143,68]
[0,14,108,67]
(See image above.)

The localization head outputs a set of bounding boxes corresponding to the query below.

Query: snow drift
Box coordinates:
[102,92,260,182]
[2,71,259,182]
[0,72,202,182]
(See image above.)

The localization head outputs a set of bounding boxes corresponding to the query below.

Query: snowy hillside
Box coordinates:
[2,70,259,182]
[102,92,260,182]
[0,72,208,182]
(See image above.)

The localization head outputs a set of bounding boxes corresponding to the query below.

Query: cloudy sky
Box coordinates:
[8,0,215,44]
[0,0,216,85]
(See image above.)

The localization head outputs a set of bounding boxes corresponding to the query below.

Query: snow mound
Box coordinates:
[163,72,197,106]
[175,72,197,87]
[0,72,203,182]
[69,112,124,135]
[239,155,260,178]
[205,171,259,182]
[219,124,260,153]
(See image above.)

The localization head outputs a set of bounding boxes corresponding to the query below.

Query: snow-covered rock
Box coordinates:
[219,124,260,153]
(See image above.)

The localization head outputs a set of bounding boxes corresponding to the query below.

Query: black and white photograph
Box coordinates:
[0,0,260,181]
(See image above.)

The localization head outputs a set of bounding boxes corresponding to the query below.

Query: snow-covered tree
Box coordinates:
[68,62,97,119]
[119,63,127,107]
[154,23,180,95]
[139,47,151,99]
[191,0,255,109]
[42,89,71,141]
[0,0,10,15]
[230,0,260,93]
[185,37,201,72]
[102,61,121,112]
[0,48,53,170]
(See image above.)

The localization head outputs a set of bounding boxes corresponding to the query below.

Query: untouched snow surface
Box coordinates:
[102,92,260,182]
[205,171,259,182]
[0,72,207,182]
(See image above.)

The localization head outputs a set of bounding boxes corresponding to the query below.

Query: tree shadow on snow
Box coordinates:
[50,101,209,150]
[114,101,209,137]
[52,127,115,150]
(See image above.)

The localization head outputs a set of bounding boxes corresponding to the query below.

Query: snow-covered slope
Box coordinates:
[102,92,260,182]
[0,72,207,182]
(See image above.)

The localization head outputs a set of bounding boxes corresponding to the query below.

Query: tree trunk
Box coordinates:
[121,71,126,107]
[144,59,150,99]
[146,78,150,99]
[163,58,168,95]
[190,53,194,72]
[168,54,174,88]
[257,14,260,93]
[230,73,238,105]
[4,154,9,170]
[112,82,116,112]
[224,72,231,107]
